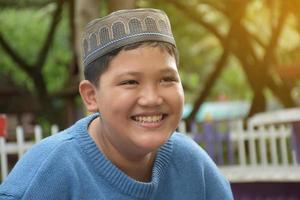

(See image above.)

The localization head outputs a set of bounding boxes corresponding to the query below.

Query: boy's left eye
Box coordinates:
[119,80,139,85]
[161,76,178,83]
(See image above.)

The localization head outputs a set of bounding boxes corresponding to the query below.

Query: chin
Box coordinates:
[134,134,170,153]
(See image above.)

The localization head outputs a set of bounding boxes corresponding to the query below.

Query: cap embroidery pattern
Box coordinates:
[82,8,176,68]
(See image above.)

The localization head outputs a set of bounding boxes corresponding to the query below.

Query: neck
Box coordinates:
[88,117,156,182]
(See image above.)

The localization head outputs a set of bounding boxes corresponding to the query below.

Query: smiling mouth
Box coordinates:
[131,114,167,123]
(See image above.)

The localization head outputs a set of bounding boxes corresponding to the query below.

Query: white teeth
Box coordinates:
[134,115,163,123]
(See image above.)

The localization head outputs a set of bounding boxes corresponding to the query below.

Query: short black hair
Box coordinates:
[84,41,179,86]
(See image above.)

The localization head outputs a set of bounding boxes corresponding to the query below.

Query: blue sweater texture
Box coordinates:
[0,114,233,200]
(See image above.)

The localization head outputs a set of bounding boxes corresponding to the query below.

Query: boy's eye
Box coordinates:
[161,76,178,83]
[120,80,139,85]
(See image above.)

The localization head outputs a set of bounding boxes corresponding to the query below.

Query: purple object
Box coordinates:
[231,182,300,199]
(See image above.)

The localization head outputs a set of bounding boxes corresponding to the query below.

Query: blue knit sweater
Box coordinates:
[0,114,233,200]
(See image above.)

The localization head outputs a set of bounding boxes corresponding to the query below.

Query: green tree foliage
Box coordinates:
[0,1,76,129]
[0,5,70,93]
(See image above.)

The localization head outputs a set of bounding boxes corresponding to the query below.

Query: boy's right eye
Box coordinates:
[119,80,139,85]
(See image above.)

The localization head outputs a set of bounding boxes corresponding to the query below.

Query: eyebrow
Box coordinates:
[115,67,178,79]
[115,71,141,78]
[158,68,178,74]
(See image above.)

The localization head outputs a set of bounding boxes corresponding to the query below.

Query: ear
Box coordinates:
[79,80,99,112]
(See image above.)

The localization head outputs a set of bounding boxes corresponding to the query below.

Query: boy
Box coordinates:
[0,8,233,199]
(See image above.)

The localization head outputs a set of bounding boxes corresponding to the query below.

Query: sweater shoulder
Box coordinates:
[22,127,75,160]
[169,132,233,199]
[169,132,218,171]
[0,126,78,199]
[170,132,207,157]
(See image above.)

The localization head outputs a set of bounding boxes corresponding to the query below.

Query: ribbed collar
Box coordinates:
[72,113,173,199]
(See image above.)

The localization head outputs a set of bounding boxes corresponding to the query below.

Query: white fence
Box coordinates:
[224,121,300,182]
[230,121,297,167]
[179,120,300,182]
[0,125,58,181]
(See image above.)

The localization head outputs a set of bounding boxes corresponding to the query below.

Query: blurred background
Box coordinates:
[1,0,300,198]
[1,0,299,129]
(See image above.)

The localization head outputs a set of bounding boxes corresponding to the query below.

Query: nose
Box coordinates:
[138,85,163,107]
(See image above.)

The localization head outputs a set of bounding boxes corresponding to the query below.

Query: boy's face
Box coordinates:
[88,46,184,158]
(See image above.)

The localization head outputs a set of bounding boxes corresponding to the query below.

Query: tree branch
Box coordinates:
[0,32,32,75]
[196,0,228,18]
[186,50,229,125]
[261,4,288,68]
[34,0,64,69]
[263,3,296,107]
[165,0,225,43]
[0,0,55,8]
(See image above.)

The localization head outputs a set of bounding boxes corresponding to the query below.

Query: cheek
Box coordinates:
[177,91,185,115]
[98,90,136,115]
[175,85,185,101]
[165,87,184,110]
